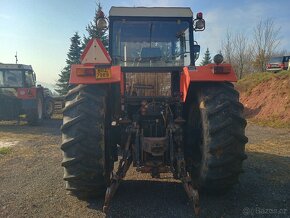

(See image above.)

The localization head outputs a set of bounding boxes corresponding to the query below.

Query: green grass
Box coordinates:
[249,118,290,129]
[0,147,12,155]
[237,70,290,95]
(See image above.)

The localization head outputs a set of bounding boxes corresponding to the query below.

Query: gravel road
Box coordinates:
[0,119,289,218]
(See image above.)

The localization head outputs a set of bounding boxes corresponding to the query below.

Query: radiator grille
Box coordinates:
[125,72,171,96]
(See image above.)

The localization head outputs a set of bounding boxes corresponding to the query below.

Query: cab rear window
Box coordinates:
[269,57,283,63]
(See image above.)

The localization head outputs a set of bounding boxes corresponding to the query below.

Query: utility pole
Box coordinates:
[15,52,18,64]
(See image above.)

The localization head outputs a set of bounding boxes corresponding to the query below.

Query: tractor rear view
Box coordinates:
[61,7,247,214]
[0,63,53,125]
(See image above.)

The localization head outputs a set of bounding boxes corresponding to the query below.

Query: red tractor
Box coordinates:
[0,63,53,125]
[61,7,247,214]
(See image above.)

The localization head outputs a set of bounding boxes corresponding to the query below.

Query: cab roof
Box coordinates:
[0,63,33,70]
[109,7,193,18]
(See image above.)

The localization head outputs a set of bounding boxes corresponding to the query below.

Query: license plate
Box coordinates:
[96,68,111,79]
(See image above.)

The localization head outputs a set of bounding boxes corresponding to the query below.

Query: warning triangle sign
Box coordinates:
[81,38,111,64]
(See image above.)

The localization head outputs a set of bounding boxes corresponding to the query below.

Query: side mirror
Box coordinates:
[193,44,200,61]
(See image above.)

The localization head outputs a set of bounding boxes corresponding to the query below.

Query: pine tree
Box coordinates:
[83,2,108,48]
[55,32,82,96]
[201,48,212,65]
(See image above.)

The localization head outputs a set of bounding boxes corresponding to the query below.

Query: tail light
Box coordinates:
[196,12,203,19]
[18,89,26,96]
[213,66,231,74]
[76,67,95,76]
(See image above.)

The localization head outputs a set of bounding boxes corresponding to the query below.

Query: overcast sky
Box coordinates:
[0,0,289,85]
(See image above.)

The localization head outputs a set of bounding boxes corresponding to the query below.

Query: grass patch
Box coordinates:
[0,147,12,155]
[237,70,290,95]
[248,117,290,129]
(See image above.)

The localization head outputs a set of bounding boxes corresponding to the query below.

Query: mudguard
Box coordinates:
[180,64,237,102]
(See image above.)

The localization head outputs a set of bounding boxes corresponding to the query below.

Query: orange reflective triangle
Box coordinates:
[81,38,111,64]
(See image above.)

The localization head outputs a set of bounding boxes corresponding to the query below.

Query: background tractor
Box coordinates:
[61,7,248,214]
[0,63,54,125]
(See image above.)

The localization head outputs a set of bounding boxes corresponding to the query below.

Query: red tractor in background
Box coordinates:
[61,7,248,214]
[0,63,53,125]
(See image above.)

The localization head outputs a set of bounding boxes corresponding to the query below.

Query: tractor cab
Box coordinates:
[108,7,202,103]
[109,7,201,69]
[0,64,36,88]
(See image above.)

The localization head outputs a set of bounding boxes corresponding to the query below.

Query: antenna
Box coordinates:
[15,52,18,64]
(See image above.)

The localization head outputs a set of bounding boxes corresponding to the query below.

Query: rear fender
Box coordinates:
[180,64,237,102]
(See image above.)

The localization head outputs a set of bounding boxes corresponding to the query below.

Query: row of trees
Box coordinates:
[55,3,107,95]
[201,18,283,79]
[222,18,282,79]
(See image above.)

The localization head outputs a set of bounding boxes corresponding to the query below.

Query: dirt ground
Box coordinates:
[0,119,289,218]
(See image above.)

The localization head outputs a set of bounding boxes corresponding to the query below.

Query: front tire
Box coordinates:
[61,84,109,198]
[186,82,248,193]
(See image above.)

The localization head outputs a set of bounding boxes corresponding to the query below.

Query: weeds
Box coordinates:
[237,71,290,95]
[248,118,290,129]
[0,147,12,155]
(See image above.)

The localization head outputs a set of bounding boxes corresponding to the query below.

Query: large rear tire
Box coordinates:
[186,82,248,193]
[61,84,108,198]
